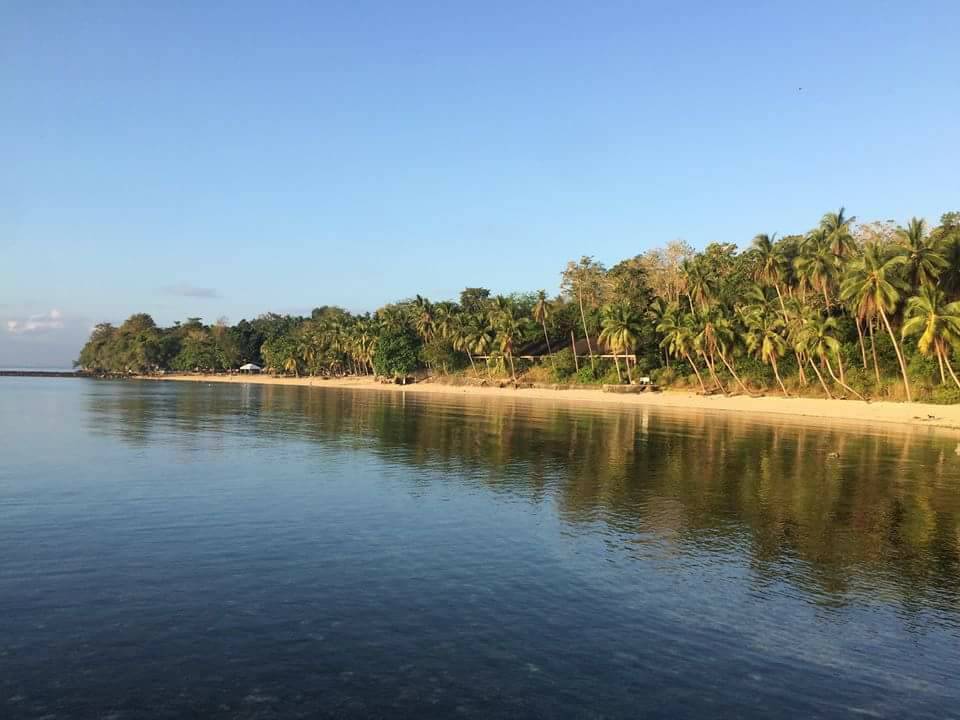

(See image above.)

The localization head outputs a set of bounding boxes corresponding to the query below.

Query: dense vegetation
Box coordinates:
[78,209,960,402]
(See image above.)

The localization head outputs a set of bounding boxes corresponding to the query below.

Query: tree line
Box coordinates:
[77,209,960,402]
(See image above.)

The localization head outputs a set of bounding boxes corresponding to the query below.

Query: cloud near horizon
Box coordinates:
[159,283,220,299]
[5,309,65,335]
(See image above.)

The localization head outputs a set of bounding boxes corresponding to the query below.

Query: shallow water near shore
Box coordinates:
[2,378,960,718]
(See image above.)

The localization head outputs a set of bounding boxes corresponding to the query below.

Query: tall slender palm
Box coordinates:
[532,290,556,371]
[898,217,947,289]
[495,303,527,380]
[743,310,790,397]
[902,286,960,388]
[599,303,641,383]
[450,313,481,378]
[658,307,708,393]
[794,230,837,307]
[412,295,435,342]
[751,233,789,317]
[840,245,912,400]
[820,207,857,260]
[801,314,865,400]
[682,259,716,314]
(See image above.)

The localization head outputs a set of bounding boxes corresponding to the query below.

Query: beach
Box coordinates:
[135,373,960,432]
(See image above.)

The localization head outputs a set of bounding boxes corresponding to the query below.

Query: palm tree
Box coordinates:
[495,303,527,380]
[743,310,790,397]
[902,286,960,388]
[751,233,789,317]
[840,245,912,400]
[599,303,641,383]
[801,314,866,400]
[794,230,837,307]
[658,307,708,393]
[450,313,481,378]
[532,290,556,371]
[682,259,716,314]
[820,207,857,260]
[898,217,947,289]
[412,295,435,342]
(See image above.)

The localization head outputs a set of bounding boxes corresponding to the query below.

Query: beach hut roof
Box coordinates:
[239,363,262,370]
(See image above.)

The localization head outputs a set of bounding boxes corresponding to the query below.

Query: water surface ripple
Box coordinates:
[2,379,959,718]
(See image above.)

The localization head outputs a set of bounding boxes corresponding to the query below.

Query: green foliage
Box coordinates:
[373,326,421,378]
[75,206,960,402]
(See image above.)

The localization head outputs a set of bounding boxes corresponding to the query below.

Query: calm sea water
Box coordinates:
[2,379,960,719]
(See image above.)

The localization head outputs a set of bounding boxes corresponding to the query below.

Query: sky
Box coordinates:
[3,1,959,367]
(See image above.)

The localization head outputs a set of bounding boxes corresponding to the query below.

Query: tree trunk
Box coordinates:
[937,346,946,384]
[824,354,866,401]
[943,351,960,389]
[718,351,751,395]
[508,352,516,381]
[775,285,788,323]
[467,349,480,378]
[836,348,846,385]
[879,307,912,402]
[855,318,868,370]
[685,352,708,393]
[570,331,580,372]
[612,354,622,383]
[703,351,728,395]
[578,288,595,370]
[625,355,634,383]
[823,285,830,310]
[771,355,789,397]
[541,319,556,370]
[808,358,833,398]
[796,351,808,385]
[869,318,881,385]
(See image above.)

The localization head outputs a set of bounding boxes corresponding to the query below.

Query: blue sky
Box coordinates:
[3,1,959,366]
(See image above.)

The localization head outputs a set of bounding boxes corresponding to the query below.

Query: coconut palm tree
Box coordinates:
[751,233,790,316]
[412,295,435,341]
[794,230,837,307]
[495,303,527,380]
[840,245,912,400]
[450,313,481,378]
[742,310,790,396]
[532,290,556,371]
[800,314,866,400]
[657,307,708,393]
[599,303,641,383]
[820,207,857,260]
[902,285,960,388]
[898,217,947,289]
[682,259,716,314]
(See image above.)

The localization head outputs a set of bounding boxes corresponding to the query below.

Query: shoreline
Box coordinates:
[133,373,960,433]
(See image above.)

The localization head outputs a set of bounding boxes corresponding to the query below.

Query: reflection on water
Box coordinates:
[2,378,960,719]
[85,381,960,612]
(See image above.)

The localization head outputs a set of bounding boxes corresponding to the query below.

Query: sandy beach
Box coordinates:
[134,373,960,433]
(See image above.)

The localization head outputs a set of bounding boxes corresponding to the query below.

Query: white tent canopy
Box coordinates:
[239,363,262,371]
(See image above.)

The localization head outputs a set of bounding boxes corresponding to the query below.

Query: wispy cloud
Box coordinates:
[159,283,220,299]
[5,309,64,335]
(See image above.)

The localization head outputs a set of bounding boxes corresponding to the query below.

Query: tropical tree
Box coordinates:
[751,233,789,318]
[532,290,556,371]
[898,217,947,289]
[800,314,865,400]
[821,207,857,260]
[840,245,912,401]
[599,303,642,382]
[794,230,837,307]
[743,310,790,397]
[902,286,960,388]
[658,306,708,393]
[561,256,607,369]
[494,302,527,380]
